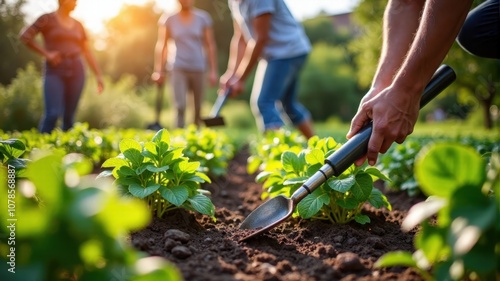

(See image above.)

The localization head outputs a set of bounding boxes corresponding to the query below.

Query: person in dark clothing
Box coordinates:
[457,0,500,59]
[20,0,104,133]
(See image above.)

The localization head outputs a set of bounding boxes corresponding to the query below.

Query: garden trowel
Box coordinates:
[239,64,457,242]
[202,88,231,127]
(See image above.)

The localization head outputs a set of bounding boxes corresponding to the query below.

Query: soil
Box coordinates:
[131,146,428,281]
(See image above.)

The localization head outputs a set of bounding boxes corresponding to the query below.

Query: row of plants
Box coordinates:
[250,130,392,225]
[0,139,183,281]
[376,143,500,281]
[0,125,237,280]
[0,123,236,178]
[374,135,499,196]
[248,128,499,280]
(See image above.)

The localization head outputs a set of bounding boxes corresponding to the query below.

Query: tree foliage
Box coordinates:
[0,0,38,85]
[100,2,160,83]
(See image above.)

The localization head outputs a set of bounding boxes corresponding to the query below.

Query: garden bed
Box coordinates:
[131,146,427,281]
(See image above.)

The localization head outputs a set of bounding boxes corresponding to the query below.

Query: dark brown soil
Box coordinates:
[131,147,427,281]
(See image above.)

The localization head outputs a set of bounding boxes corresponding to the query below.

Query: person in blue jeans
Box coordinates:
[19,0,104,133]
[347,0,499,167]
[220,0,315,139]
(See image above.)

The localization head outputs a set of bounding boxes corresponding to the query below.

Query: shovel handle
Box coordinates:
[325,64,456,176]
[209,88,231,117]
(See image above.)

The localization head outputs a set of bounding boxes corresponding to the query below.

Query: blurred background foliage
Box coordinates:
[0,0,498,132]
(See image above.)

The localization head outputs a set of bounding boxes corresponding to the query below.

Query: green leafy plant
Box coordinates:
[247,128,307,174]
[172,125,235,178]
[0,151,182,281]
[256,136,391,224]
[377,139,425,196]
[375,143,500,281]
[0,138,29,172]
[99,129,215,219]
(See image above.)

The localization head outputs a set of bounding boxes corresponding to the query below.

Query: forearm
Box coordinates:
[19,28,49,58]
[226,34,246,75]
[392,0,473,93]
[235,38,266,80]
[154,43,167,72]
[205,31,218,74]
[83,51,102,78]
[372,0,425,90]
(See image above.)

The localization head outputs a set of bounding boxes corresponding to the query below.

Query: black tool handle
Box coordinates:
[209,88,231,117]
[325,64,456,176]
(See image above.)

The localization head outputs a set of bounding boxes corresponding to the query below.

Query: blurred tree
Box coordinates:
[101,2,160,84]
[349,0,499,129]
[303,15,353,47]
[0,0,38,85]
[299,44,361,122]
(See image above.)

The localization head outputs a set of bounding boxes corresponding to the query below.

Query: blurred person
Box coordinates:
[347,0,498,166]
[151,0,218,128]
[19,0,104,134]
[220,0,315,139]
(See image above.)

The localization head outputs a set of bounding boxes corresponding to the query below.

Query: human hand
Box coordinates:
[220,74,244,97]
[151,71,166,85]
[46,51,61,66]
[209,70,218,87]
[96,77,104,94]
[347,86,420,166]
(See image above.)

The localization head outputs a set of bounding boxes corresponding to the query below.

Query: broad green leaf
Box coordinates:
[123,149,144,168]
[146,165,169,173]
[25,153,64,207]
[354,214,370,224]
[364,167,391,182]
[297,190,329,218]
[305,149,324,165]
[129,184,161,199]
[98,195,150,236]
[117,166,136,177]
[336,196,358,209]
[152,129,171,145]
[101,157,129,168]
[0,139,26,150]
[367,188,392,210]
[143,141,157,158]
[351,173,373,201]
[415,223,450,264]
[375,251,417,268]
[159,185,188,206]
[415,143,486,198]
[194,172,211,183]
[449,187,496,231]
[328,175,356,193]
[119,139,142,154]
[188,194,215,217]
[132,257,182,281]
[247,156,261,174]
[282,151,302,173]
[178,161,200,173]
[255,171,272,183]
[183,174,209,184]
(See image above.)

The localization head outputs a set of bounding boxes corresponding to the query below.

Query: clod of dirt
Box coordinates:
[164,229,191,243]
[171,245,192,259]
[335,252,365,271]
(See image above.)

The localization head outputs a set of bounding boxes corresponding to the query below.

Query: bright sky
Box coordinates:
[21,0,358,34]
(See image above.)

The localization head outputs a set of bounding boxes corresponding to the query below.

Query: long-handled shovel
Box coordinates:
[239,64,457,241]
[202,88,231,127]
[147,83,165,131]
